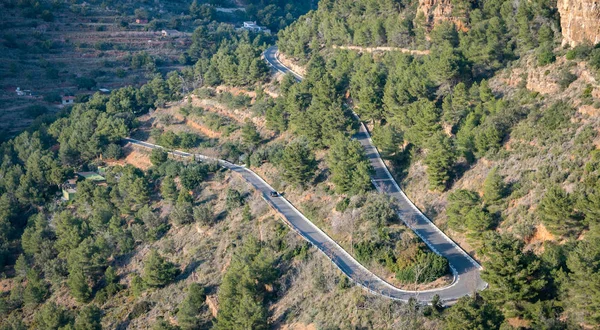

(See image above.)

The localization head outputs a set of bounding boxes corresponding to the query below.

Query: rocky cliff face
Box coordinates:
[416,0,468,32]
[558,0,600,47]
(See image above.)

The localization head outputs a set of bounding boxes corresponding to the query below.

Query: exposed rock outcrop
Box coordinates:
[416,0,469,32]
[558,0,600,47]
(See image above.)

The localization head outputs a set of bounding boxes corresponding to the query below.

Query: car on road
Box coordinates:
[269,191,279,197]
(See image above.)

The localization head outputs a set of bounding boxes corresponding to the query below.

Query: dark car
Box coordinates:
[269,191,279,197]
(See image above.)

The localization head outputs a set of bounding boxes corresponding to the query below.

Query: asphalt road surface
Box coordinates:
[261,45,488,303]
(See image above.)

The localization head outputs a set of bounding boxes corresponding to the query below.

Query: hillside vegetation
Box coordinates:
[1,0,600,328]
[273,0,600,327]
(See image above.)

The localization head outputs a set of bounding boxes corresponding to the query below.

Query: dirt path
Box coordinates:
[332,45,430,56]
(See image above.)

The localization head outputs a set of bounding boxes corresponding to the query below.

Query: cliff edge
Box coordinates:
[558,0,600,46]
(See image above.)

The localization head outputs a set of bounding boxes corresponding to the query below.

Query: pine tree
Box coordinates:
[464,207,494,232]
[242,204,252,222]
[143,250,180,288]
[306,53,326,83]
[249,58,269,82]
[405,99,442,148]
[241,120,261,148]
[350,56,386,121]
[74,305,102,330]
[483,167,505,204]
[327,134,373,195]
[68,268,91,303]
[279,71,296,91]
[478,80,494,104]
[151,149,168,166]
[225,189,244,210]
[280,140,317,186]
[318,100,349,147]
[480,233,547,316]
[161,176,178,201]
[372,125,402,158]
[577,176,600,221]
[1,314,27,330]
[564,224,600,324]
[34,302,73,330]
[177,283,206,330]
[516,1,534,51]
[426,44,467,85]
[171,203,193,226]
[130,274,145,297]
[424,132,456,191]
[537,186,582,237]
[103,266,122,296]
[180,164,207,190]
[14,254,28,278]
[442,82,470,129]
[265,102,288,133]
[215,239,273,330]
[23,269,48,305]
[456,111,479,163]
[444,294,504,330]
[152,318,180,330]
[446,189,481,232]
[177,189,193,206]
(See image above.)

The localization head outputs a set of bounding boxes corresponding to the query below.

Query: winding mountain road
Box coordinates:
[125,46,486,304]
[262,45,487,303]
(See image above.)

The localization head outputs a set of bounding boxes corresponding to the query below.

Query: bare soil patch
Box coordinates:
[332,45,430,56]
[107,145,153,170]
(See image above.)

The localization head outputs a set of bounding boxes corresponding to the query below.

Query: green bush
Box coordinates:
[75,77,97,90]
[179,132,200,148]
[335,197,350,212]
[565,43,593,61]
[170,203,193,226]
[129,301,154,320]
[539,101,574,131]
[195,88,215,99]
[536,46,555,66]
[589,48,600,71]
[395,250,449,284]
[103,143,123,160]
[193,204,214,225]
[24,105,48,118]
[225,188,244,210]
[142,250,180,288]
[151,149,168,166]
[177,283,206,329]
[361,194,398,227]
[558,69,578,89]
[216,92,252,109]
[43,93,61,103]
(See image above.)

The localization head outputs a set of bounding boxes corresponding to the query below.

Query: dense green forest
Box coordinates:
[0,1,297,328]
[1,0,600,328]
